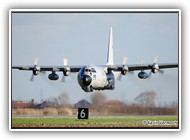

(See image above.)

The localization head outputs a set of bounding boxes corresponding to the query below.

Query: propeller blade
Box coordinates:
[30,74,34,81]
[148,71,152,79]
[129,71,134,75]
[123,57,128,65]
[63,58,68,66]
[34,57,39,65]
[117,73,122,81]
[158,69,164,74]
[61,75,65,82]
[153,56,160,63]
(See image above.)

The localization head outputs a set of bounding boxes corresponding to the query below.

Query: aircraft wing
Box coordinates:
[107,63,178,71]
[12,65,84,72]
[12,63,178,73]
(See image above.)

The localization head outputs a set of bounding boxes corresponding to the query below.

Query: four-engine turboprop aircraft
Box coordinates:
[12,27,178,92]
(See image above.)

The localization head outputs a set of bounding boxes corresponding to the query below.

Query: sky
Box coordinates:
[11,10,179,105]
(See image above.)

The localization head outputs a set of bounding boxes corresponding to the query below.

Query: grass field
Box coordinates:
[11,115,179,129]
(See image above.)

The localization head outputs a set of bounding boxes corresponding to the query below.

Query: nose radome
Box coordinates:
[83,75,92,86]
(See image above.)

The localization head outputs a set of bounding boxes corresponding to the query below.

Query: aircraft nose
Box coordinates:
[83,75,92,86]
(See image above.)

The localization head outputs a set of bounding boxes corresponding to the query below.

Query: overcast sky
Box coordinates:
[11,10,179,105]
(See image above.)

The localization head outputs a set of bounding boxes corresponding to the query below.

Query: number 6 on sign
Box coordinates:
[78,108,89,119]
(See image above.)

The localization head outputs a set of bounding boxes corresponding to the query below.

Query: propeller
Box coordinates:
[123,57,134,74]
[117,56,131,81]
[30,57,40,81]
[148,56,164,79]
[62,58,68,82]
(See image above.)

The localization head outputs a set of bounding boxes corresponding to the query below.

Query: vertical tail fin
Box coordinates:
[106,27,114,65]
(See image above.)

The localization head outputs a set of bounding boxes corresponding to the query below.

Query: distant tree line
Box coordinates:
[12,91,178,116]
[89,91,178,115]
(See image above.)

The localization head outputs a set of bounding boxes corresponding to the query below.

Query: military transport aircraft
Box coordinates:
[12,27,178,92]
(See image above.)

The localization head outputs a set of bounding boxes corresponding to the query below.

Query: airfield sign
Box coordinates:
[78,108,89,119]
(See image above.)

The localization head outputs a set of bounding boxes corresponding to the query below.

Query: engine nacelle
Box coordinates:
[48,72,59,80]
[33,66,41,75]
[138,71,148,79]
[63,67,71,76]
[121,65,128,75]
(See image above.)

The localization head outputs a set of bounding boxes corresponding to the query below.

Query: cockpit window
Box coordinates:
[91,68,96,73]
[85,69,91,72]
[85,68,96,73]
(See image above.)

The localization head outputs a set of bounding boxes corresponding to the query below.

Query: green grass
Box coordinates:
[12,116,178,124]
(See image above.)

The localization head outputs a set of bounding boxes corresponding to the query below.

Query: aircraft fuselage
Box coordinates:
[77,65,115,92]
